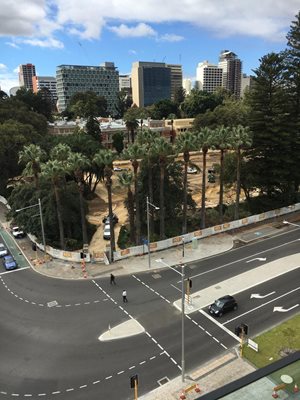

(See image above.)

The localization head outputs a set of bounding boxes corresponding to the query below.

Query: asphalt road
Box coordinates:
[0,228,299,399]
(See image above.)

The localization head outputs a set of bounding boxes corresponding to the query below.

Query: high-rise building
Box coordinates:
[32,76,57,103]
[166,64,183,101]
[131,61,171,107]
[119,74,131,95]
[241,73,254,97]
[182,78,192,95]
[56,62,119,115]
[19,64,36,90]
[218,50,242,98]
[196,61,223,93]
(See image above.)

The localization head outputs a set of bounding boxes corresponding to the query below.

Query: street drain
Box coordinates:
[152,274,161,279]
[158,377,169,386]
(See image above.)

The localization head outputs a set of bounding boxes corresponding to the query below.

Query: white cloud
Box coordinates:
[159,33,184,42]
[5,42,20,49]
[128,49,137,55]
[20,37,64,48]
[109,23,157,38]
[0,0,299,44]
[0,67,19,94]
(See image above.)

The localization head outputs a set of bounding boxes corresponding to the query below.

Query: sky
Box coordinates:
[0,0,299,94]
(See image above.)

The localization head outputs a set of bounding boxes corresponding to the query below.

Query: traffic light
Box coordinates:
[235,325,242,337]
[32,243,37,251]
[130,374,138,388]
[188,278,192,288]
[241,323,249,335]
[80,252,86,259]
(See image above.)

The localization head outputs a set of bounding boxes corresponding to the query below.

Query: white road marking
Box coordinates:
[199,309,240,342]
[224,286,300,324]
[250,291,275,299]
[117,370,125,375]
[66,388,74,391]
[0,267,30,275]
[273,304,299,312]
[246,257,266,263]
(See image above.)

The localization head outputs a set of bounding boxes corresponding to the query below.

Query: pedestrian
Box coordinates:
[110,273,116,285]
[122,289,128,303]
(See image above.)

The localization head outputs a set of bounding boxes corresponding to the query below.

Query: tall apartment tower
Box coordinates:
[196,61,223,93]
[218,50,242,98]
[119,74,131,95]
[19,64,36,90]
[56,62,119,115]
[32,76,57,102]
[131,61,171,107]
[166,64,183,101]
[182,78,192,95]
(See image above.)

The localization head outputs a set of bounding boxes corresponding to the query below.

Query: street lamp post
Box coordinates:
[283,220,300,228]
[156,258,186,382]
[16,198,47,263]
[182,237,185,258]
[146,196,159,269]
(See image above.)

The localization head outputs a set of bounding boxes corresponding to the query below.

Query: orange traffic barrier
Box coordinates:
[294,383,299,393]
[195,384,201,393]
[272,390,279,398]
[179,390,186,400]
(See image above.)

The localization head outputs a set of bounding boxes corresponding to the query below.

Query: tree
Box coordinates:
[41,160,66,249]
[118,171,135,243]
[112,132,125,154]
[93,149,117,260]
[122,143,146,245]
[174,86,186,106]
[196,127,214,229]
[211,126,233,223]
[175,131,197,233]
[124,110,139,143]
[230,125,252,220]
[67,152,90,245]
[14,87,53,121]
[18,144,46,189]
[181,89,223,118]
[151,99,179,120]
[152,137,174,239]
[246,52,293,201]
[115,89,133,118]
[69,91,108,118]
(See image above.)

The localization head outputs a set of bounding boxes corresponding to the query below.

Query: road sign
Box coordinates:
[248,338,258,352]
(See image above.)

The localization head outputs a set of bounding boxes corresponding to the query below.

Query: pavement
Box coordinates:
[5,220,300,399]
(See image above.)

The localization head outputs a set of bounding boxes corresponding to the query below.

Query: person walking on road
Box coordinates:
[110,274,116,285]
[122,290,128,303]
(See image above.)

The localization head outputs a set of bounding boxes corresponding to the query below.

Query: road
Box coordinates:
[0,227,299,398]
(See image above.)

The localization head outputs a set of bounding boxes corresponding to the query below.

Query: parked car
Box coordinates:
[0,243,8,257]
[209,295,238,317]
[187,167,197,174]
[208,168,216,174]
[2,255,18,271]
[113,166,127,172]
[12,226,26,239]
[102,213,119,225]
[103,223,111,240]
[208,173,216,183]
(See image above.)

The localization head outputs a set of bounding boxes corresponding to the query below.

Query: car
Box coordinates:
[187,167,197,174]
[208,295,238,317]
[103,223,111,240]
[12,226,26,239]
[208,168,216,174]
[102,213,119,225]
[208,173,216,183]
[0,243,8,257]
[2,255,18,271]
[113,166,127,172]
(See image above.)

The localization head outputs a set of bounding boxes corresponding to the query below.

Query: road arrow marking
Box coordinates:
[250,291,275,299]
[246,257,267,263]
[273,304,299,313]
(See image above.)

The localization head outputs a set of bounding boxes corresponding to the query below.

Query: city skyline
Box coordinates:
[0,1,299,94]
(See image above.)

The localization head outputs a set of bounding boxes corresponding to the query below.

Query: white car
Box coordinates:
[12,226,26,239]
[187,167,197,174]
[0,243,8,257]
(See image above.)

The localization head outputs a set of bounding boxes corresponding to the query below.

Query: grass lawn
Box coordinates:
[243,314,300,392]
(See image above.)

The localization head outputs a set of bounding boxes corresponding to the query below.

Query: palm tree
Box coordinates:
[18,144,46,188]
[152,137,174,240]
[67,152,90,245]
[122,143,146,245]
[196,127,213,229]
[93,149,117,260]
[212,126,232,224]
[118,171,135,243]
[230,125,252,221]
[175,131,197,234]
[124,116,139,144]
[41,160,66,249]
[136,129,159,237]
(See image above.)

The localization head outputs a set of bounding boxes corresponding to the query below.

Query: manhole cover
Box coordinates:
[158,377,169,386]
[47,300,58,307]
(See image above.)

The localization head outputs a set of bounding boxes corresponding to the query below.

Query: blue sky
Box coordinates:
[0,0,299,94]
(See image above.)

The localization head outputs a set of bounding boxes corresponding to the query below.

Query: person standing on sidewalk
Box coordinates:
[110,274,116,285]
[122,290,128,303]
